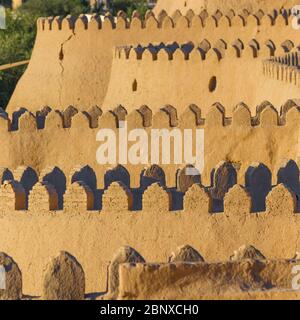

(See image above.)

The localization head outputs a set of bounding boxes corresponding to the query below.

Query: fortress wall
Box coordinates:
[1,103,300,187]
[7,12,300,113]
[153,0,299,15]
[2,247,300,300]
[103,45,300,115]
[263,64,300,86]
[0,182,299,296]
[119,261,300,300]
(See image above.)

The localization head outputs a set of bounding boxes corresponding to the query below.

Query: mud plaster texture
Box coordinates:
[7,1,300,115]
[1,0,300,300]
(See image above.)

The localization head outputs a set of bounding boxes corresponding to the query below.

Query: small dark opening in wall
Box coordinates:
[132,79,137,92]
[209,76,217,92]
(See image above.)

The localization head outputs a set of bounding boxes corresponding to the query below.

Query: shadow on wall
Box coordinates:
[245,163,272,212]
[209,162,237,212]
[42,167,67,210]
[3,159,300,213]
[15,167,38,209]
[277,160,300,211]
[2,244,300,300]
[71,165,99,209]
[65,159,300,213]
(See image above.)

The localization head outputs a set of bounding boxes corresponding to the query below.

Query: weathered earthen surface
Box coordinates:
[42,251,85,300]
[0,252,22,300]
[118,259,300,300]
[169,245,204,262]
[184,183,212,212]
[143,183,172,211]
[64,181,94,211]
[266,184,296,215]
[0,180,299,297]
[0,180,26,211]
[154,0,298,15]
[28,182,58,212]
[224,185,251,217]
[102,181,133,212]
[1,0,300,301]
[107,246,145,299]
[7,5,300,114]
[0,107,300,190]
[230,245,266,261]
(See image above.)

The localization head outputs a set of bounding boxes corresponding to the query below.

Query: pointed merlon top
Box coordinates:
[153,0,299,15]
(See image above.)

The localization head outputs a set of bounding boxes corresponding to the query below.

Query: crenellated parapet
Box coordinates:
[0,180,26,211]
[5,100,300,132]
[153,0,299,17]
[114,39,282,61]
[37,9,294,33]
[1,101,300,189]
[104,37,300,110]
[0,173,300,296]
[28,182,59,212]
[263,51,300,87]
[7,8,300,112]
[2,1,300,301]
[2,245,300,299]
[0,159,299,214]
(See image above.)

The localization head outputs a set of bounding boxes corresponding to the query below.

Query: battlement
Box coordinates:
[104,36,300,112]
[0,159,299,213]
[1,158,300,296]
[37,9,293,33]
[263,52,300,87]
[1,101,300,189]
[115,39,277,61]
[2,0,300,301]
[118,257,300,300]
[4,100,300,131]
[153,0,299,17]
[1,245,300,299]
[8,6,300,112]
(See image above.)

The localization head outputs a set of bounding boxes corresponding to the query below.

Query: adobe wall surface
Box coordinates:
[118,261,300,300]
[0,104,300,188]
[1,103,300,187]
[0,182,300,297]
[3,1,300,301]
[103,44,300,115]
[2,248,300,300]
[154,0,299,15]
[7,10,300,114]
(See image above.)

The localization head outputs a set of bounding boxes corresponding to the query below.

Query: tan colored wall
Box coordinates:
[3,4,300,300]
[154,0,299,15]
[4,248,300,300]
[103,44,300,115]
[2,103,300,188]
[0,182,300,296]
[118,260,300,300]
[7,12,300,113]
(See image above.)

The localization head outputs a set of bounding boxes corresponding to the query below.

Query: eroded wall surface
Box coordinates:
[104,44,300,115]
[3,1,300,300]
[1,103,300,187]
[7,10,300,113]
[0,181,299,296]
[154,0,299,15]
[118,261,300,300]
